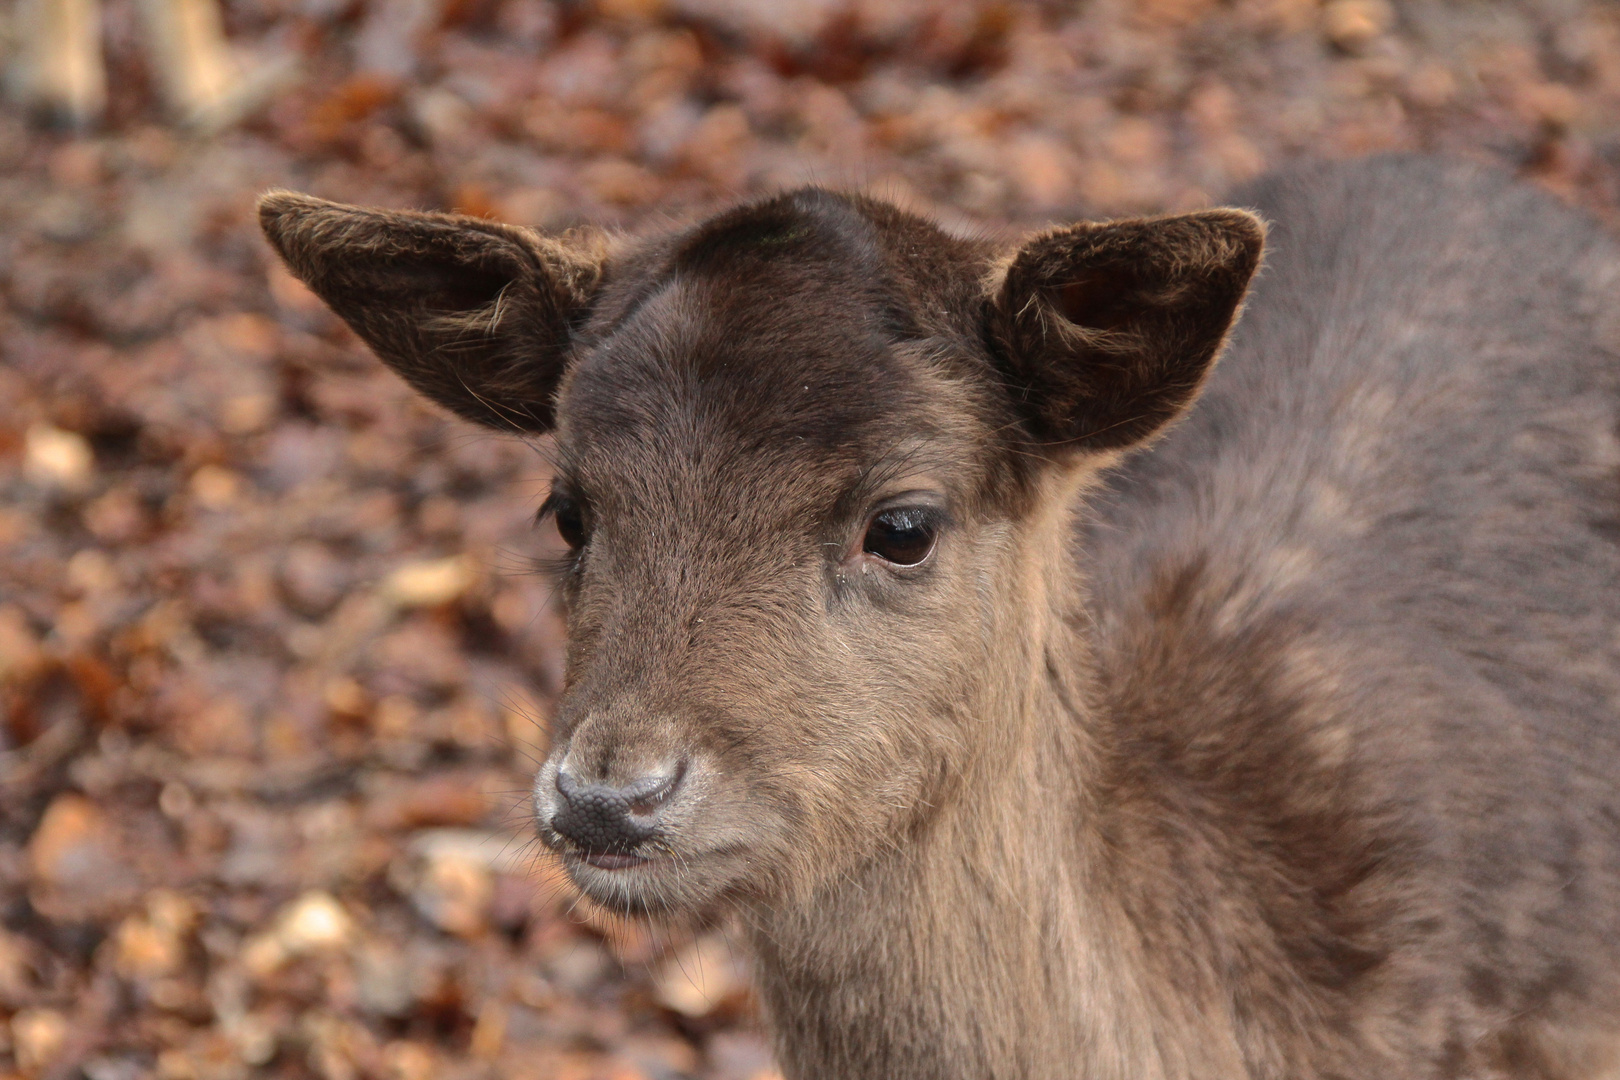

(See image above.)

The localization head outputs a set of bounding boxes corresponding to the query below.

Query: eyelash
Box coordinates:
[535,491,588,576]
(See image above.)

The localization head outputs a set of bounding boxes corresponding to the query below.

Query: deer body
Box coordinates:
[261,155,1620,1078]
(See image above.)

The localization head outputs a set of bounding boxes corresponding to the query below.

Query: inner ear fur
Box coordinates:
[988,209,1265,453]
[258,191,607,432]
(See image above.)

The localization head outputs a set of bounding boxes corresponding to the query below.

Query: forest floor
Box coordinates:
[3,0,1620,1078]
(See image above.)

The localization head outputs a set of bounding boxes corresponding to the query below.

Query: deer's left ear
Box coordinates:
[987,209,1265,454]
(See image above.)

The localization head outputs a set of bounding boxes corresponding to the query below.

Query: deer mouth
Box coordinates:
[580,851,650,871]
[556,844,703,917]
[552,831,760,917]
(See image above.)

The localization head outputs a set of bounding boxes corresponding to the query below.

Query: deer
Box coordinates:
[258,154,1620,1079]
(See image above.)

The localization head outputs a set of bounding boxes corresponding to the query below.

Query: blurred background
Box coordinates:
[1,0,1619,1078]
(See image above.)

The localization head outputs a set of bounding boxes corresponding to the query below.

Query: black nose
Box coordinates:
[551,766,683,853]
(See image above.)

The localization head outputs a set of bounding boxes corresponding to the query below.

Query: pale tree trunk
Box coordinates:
[134,0,238,127]
[12,0,106,128]
[7,0,284,131]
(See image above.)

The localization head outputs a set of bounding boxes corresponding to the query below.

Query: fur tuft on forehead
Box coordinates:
[642,188,946,349]
[671,188,890,279]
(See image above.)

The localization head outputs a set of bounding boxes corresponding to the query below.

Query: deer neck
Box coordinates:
[746,474,1187,1080]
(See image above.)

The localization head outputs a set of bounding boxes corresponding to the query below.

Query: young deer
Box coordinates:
[260,155,1620,1079]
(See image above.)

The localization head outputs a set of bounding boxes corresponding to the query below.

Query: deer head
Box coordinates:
[260,187,1263,918]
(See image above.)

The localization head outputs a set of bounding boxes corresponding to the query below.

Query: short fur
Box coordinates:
[259,156,1620,1079]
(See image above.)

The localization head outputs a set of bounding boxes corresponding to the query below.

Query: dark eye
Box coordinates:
[863,508,938,566]
[545,494,587,550]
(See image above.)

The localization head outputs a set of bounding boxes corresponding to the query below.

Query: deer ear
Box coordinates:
[988,209,1264,453]
[258,191,607,433]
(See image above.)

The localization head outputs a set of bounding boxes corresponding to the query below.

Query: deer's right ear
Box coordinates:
[258,191,607,433]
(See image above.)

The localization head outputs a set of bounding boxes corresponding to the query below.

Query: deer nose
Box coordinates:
[551,765,684,854]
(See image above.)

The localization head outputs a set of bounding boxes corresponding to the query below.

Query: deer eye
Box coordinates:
[543,492,587,550]
[863,508,939,566]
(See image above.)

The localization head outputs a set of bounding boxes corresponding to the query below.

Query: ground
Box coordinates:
[2,1,1619,1078]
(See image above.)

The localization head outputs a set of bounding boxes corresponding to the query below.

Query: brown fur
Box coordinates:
[259,156,1620,1079]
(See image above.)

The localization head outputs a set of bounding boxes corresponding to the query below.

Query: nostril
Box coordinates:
[622,761,686,815]
[551,762,687,854]
[554,768,582,802]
